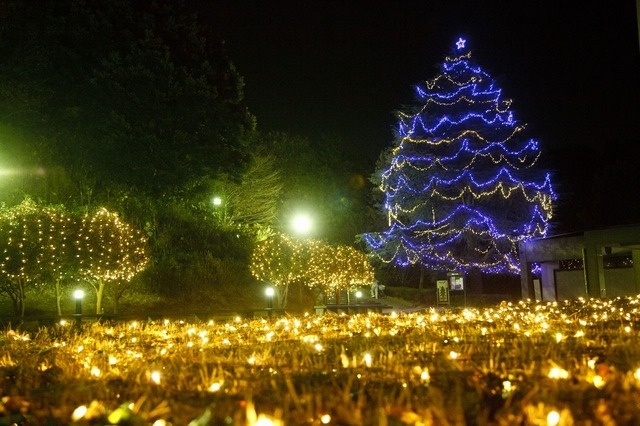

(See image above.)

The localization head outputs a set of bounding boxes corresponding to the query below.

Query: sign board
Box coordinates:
[447,272,464,291]
[436,280,449,303]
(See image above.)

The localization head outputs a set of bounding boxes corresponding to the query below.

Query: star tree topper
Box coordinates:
[456,37,466,50]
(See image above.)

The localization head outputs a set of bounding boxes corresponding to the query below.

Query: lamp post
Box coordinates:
[73,289,84,330]
[265,287,275,310]
[211,195,227,224]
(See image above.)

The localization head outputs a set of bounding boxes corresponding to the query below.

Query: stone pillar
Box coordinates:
[633,249,640,294]
[583,244,604,298]
[540,262,558,301]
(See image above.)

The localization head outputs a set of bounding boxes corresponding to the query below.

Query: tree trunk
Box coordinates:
[18,279,26,317]
[276,284,289,309]
[95,278,106,314]
[55,278,62,316]
[419,266,425,290]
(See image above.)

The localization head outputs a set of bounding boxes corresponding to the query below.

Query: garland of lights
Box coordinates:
[365,37,555,274]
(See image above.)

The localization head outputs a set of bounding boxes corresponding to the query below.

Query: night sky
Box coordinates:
[196,1,640,231]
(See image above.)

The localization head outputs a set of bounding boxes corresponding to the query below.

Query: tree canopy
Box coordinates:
[0,0,255,199]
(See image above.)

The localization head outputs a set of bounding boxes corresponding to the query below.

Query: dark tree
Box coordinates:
[259,131,375,245]
[0,0,255,199]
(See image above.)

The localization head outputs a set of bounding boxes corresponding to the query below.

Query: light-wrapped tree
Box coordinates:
[306,242,374,304]
[0,199,75,315]
[40,206,76,315]
[365,37,555,275]
[249,233,307,308]
[0,199,47,316]
[75,208,149,314]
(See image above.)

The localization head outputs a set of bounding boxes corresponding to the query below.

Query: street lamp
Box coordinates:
[265,287,275,309]
[73,289,84,330]
[212,196,222,206]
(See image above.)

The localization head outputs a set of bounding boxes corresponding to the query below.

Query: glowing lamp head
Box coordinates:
[355,290,363,299]
[212,196,222,206]
[265,287,275,297]
[291,213,313,234]
[73,289,84,300]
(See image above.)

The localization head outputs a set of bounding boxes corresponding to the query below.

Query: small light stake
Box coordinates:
[73,289,84,330]
[265,287,275,309]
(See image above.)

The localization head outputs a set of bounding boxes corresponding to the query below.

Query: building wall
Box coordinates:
[555,270,586,300]
[520,225,640,300]
[604,268,636,297]
[554,267,635,300]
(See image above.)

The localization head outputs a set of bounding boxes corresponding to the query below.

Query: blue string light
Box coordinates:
[365,37,556,274]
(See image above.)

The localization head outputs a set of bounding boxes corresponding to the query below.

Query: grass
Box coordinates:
[2,296,640,425]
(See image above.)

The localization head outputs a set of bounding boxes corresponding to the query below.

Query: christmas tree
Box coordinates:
[365,37,555,274]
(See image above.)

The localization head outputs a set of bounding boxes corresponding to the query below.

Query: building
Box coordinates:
[519,224,640,301]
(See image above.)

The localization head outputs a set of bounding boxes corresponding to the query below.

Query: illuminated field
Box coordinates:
[2,296,640,425]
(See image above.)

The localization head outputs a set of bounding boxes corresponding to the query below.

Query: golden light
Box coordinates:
[546,410,560,426]
[592,375,605,389]
[208,382,222,393]
[502,380,513,398]
[548,367,569,379]
[255,415,281,426]
[71,405,88,422]
[363,353,373,367]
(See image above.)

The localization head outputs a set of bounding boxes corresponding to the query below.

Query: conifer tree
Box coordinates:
[365,37,555,274]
